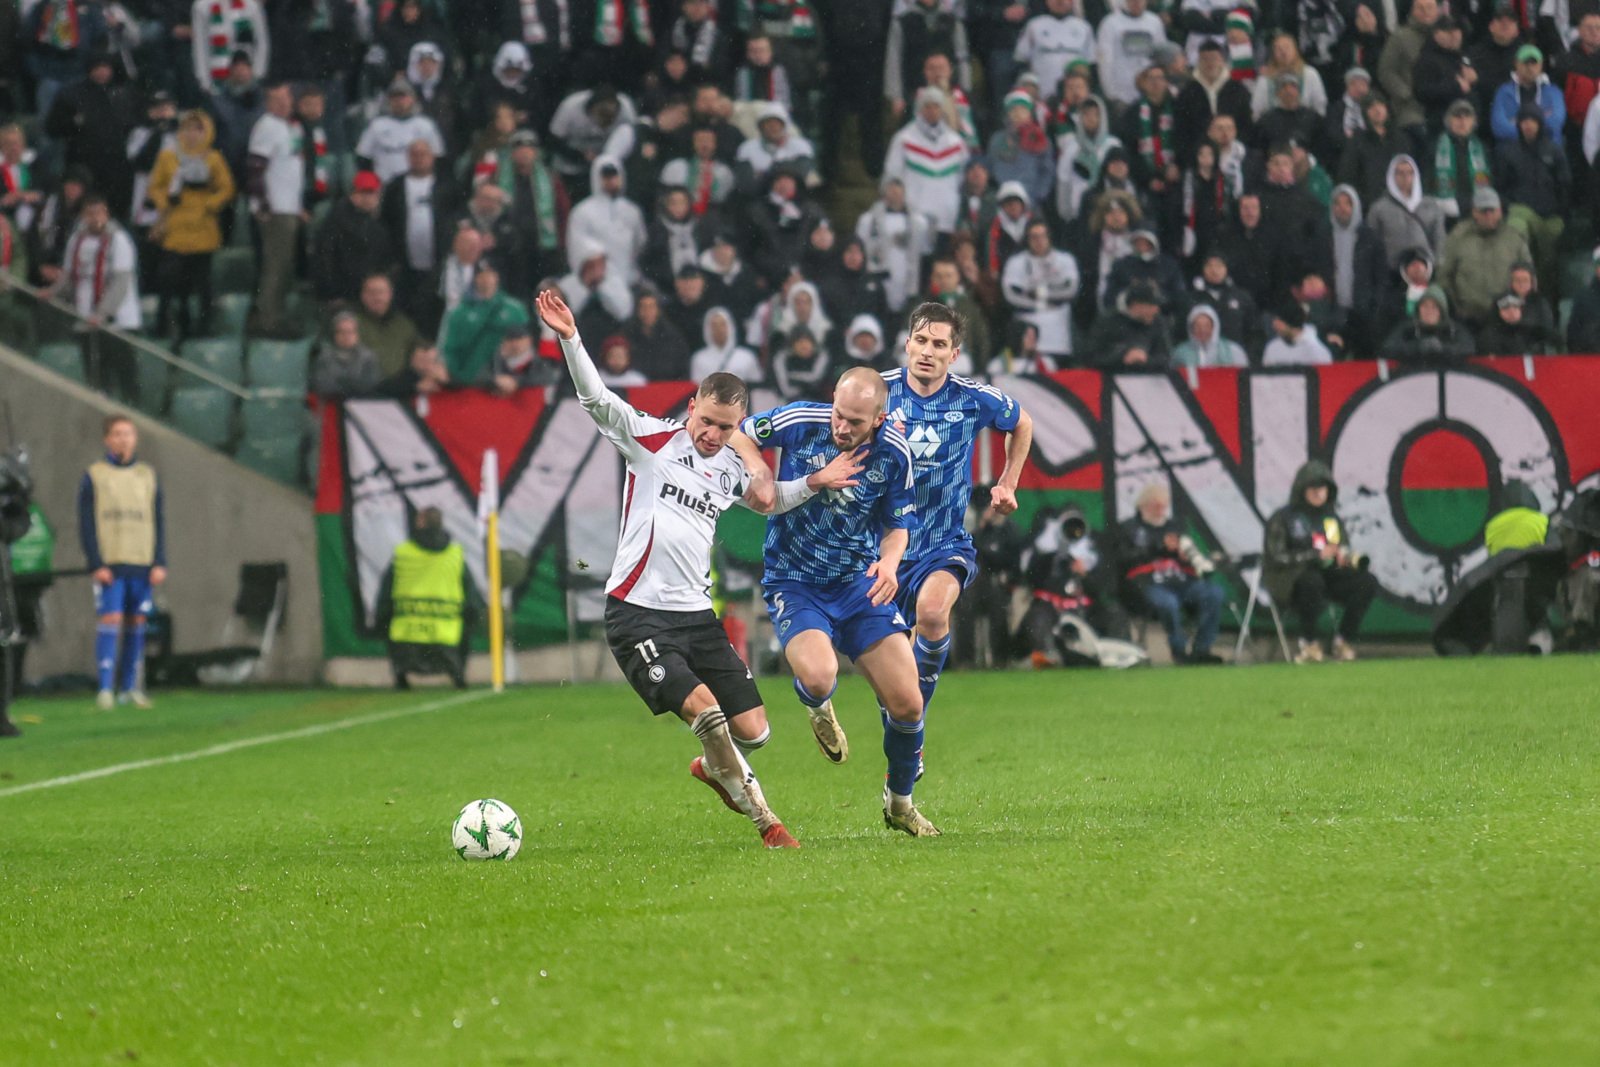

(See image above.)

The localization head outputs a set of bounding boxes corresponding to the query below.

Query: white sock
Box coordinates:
[693,707,778,831]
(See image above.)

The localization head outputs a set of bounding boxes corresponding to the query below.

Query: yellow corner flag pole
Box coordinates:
[481,449,505,693]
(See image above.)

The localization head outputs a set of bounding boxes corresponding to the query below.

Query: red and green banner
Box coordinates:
[315,358,1600,657]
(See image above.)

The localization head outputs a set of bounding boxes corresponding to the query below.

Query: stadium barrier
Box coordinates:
[315,358,1600,665]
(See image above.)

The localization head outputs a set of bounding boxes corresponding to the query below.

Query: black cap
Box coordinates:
[501,324,533,342]
[599,161,620,177]
[675,264,704,280]
[1275,303,1307,329]
[1125,281,1163,307]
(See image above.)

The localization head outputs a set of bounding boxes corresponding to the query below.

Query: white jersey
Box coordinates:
[562,336,750,612]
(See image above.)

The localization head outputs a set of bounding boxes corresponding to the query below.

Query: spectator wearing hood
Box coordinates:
[1335,92,1407,208]
[1497,103,1570,300]
[1478,291,1555,354]
[1439,186,1533,326]
[472,42,542,137]
[1412,14,1475,135]
[773,325,832,401]
[147,109,233,339]
[1176,40,1256,166]
[768,279,834,355]
[1103,227,1185,311]
[640,185,710,294]
[1170,138,1235,267]
[566,155,647,287]
[735,103,818,197]
[1020,503,1130,667]
[358,80,446,183]
[988,91,1054,211]
[1504,260,1560,348]
[1374,245,1437,342]
[747,166,826,288]
[1379,284,1475,362]
[1188,250,1264,359]
[884,87,969,236]
[981,181,1034,280]
[375,0,446,82]
[1055,95,1121,225]
[1263,460,1379,662]
[621,288,693,381]
[44,52,138,217]
[1173,303,1248,367]
[560,238,633,340]
[841,314,897,373]
[690,306,763,383]
[1365,153,1448,269]
[1085,281,1173,369]
[698,231,761,321]
[1003,218,1080,362]
[549,84,637,198]
[925,255,991,367]
[1492,45,1565,147]
[1324,183,1385,351]
[1432,99,1493,222]
[406,42,460,154]
[189,0,269,96]
[1262,302,1332,365]
[313,311,382,398]
[440,263,530,385]
[814,234,891,337]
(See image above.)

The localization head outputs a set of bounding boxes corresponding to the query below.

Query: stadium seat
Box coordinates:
[179,337,246,384]
[135,350,174,416]
[241,395,307,440]
[211,292,254,337]
[212,246,257,295]
[282,290,320,338]
[235,434,304,486]
[170,385,236,448]
[34,341,85,382]
[247,338,313,391]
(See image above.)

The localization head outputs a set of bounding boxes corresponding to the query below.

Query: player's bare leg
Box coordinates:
[783,628,849,763]
[680,686,798,848]
[855,636,940,837]
[909,571,962,780]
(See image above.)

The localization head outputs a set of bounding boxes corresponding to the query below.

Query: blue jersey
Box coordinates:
[742,402,919,585]
[883,369,1020,561]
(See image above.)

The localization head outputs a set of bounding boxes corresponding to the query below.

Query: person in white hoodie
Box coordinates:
[1055,95,1120,223]
[1015,0,1095,103]
[566,155,648,285]
[883,87,970,234]
[856,176,934,314]
[689,306,764,382]
[1364,154,1448,269]
[1097,0,1167,106]
[841,313,896,372]
[1173,304,1248,366]
[1261,302,1332,364]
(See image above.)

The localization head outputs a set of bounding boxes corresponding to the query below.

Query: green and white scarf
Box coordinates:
[594,0,651,47]
[1433,133,1491,202]
[487,150,560,251]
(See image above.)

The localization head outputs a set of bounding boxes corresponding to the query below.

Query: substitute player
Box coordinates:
[78,414,167,710]
[884,303,1032,777]
[536,290,859,849]
[739,369,941,836]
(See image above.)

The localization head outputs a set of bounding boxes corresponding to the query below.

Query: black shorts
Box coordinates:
[604,599,763,718]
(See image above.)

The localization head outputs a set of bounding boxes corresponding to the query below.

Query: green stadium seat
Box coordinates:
[35,341,85,382]
[170,385,236,448]
[211,292,253,337]
[247,338,313,391]
[179,337,246,384]
[235,434,305,486]
[282,290,320,338]
[241,395,307,440]
[212,246,257,295]
[135,351,174,416]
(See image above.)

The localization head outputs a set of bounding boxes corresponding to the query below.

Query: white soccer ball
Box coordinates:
[451,799,523,861]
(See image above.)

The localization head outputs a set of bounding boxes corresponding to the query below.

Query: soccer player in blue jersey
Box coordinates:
[739,367,941,836]
[883,302,1034,775]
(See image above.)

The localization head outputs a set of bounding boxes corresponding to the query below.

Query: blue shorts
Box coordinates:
[95,573,154,617]
[895,544,978,626]
[764,574,911,661]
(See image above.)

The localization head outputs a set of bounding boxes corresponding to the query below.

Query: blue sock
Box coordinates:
[913,633,952,714]
[96,624,120,692]
[118,622,147,692]
[793,677,837,708]
[883,714,924,797]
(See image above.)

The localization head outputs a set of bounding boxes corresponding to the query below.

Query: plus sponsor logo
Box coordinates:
[659,482,722,518]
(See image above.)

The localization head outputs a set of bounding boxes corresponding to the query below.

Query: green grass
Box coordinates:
[3,659,1598,1066]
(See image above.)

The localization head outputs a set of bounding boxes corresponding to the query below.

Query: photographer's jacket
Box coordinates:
[1264,460,1351,603]
[77,453,165,574]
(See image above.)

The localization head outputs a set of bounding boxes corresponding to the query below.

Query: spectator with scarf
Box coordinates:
[987,91,1054,211]
[640,185,708,294]
[54,195,142,396]
[1176,40,1255,165]
[476,128,570,295]
[1116,64,1180,199]
[1170,138,1235,264]
[885,0,973,120]
[732,33,792,114]
[665,0,733,87]
[883,86,969,236]
[190,0,268,95]
[147,109,233,339]
[661,124,738,218]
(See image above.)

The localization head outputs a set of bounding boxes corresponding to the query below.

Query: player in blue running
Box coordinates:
[738,367,941,836]
[883,302,1033,778]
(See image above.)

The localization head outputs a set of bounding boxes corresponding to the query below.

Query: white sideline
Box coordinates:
[0,690,493,799]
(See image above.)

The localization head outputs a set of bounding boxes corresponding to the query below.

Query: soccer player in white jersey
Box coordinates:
[536,291,861,848]
[882,303,1033,778]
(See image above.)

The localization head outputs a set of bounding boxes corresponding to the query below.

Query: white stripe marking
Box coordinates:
[0,690,493,799]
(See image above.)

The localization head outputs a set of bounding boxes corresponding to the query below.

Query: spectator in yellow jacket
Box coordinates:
[147,110,235,338]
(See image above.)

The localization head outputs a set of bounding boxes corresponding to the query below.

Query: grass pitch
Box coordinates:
[3,658,1598,1066]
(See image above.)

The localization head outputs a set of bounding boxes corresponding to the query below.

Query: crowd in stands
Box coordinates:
[8,0,1600,415]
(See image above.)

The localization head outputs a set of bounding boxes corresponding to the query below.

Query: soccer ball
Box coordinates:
[451,799,523,861]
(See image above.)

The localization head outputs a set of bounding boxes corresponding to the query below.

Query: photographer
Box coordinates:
[1264,461,1380,663]
[1020,505,1130,669]
[0,445,36,738]
[954,484,1027,670]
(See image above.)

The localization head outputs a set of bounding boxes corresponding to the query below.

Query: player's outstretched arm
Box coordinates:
[990,408,1034,515]
[539,288,653,445]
